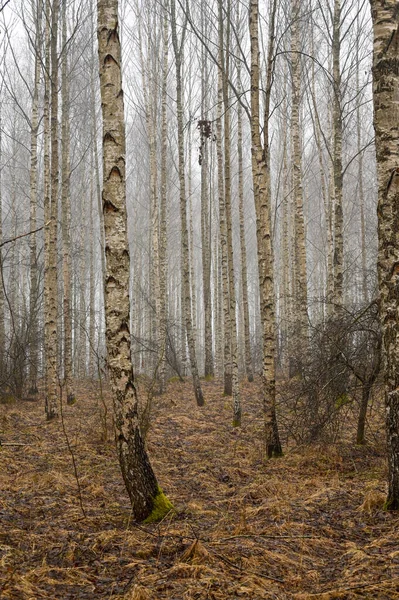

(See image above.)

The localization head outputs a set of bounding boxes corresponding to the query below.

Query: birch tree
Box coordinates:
[170,0,204,406]
[370,0,399,510]
[291,0,308,346]
[43,0,59,420]
[250,0,282,457]
[61,0,75,403]
[332,0,344,312]
[97,0,173,521]
[158,1,169,393]
[218,0,241,425]
[236,10,254,383]
[27,0,41,397]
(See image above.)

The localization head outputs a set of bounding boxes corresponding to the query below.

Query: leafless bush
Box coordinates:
[280,301,381,445]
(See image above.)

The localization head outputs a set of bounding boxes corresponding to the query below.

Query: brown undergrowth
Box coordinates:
[0,378,398,599]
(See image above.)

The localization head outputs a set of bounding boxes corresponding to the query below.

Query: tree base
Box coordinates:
[266,445,283,459]
[143,487,175,523]
[46,411,58,421]
[67,393,76,406]
[195,389,205,407]
[232,418,241,427]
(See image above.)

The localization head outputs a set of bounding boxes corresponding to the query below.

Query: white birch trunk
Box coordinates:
[370,0,399,510]
[97,0,172,521]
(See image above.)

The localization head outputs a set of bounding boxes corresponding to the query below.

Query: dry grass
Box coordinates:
[0,377,398,599]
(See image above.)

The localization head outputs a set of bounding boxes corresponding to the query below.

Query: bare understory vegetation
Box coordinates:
[1,378,398,599]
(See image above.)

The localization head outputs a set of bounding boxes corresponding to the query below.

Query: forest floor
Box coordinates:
[0,377,398,599]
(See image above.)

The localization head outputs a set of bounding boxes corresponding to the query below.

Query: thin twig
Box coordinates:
[209,548,284,584]
[0,223,47,248]
[59,381,86,518]
[130,523,284,583]
[212,534,321,542]
[0,442,30,446]
[320,576,399,594]
[0,0,11,12]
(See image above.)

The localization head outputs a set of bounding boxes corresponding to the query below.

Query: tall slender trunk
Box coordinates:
[79,240,87,377]
[332,0,344,312]
[28,0,41,396]
[138,11,158,374]
[215,199,224,378]
[158,2,169,393]
[97,0,172,522]
[9,132,18,333]
[44,0,59,420]
[188,179,197,360]
[370,0,399,510]
[171,0,204,406]
[0,103,5,383]
[89,149,96,377]
[237,49,254,384]
[309,28,331,318]
[356,29,368,305]
[61,0,74,403]
[250,0,282,457]
[216,25,231,397]
[148,26,161,377]
[280,69,291,374]
[91,0,106,302]
[219,0,241,425]
[327,122,335,316]
[199,2,213,380]
[291,0,307,344]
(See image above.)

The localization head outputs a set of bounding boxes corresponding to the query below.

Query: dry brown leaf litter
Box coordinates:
[0,377,398,599]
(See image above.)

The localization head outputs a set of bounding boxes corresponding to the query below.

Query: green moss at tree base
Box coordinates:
[143,487,175,523]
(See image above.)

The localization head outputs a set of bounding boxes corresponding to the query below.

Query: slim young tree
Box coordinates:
[216,24,231,397]
[61,0,75,404]
[332,0,344,312]
[218,0,241,425]
[250,0,282,457]
[43,0,59,420]
[28,0,41,396]
[170,0,204,406]
[0,101,5,384]
[158,1,169,394]
[291,0,308,346]
[199,0,213,381]
[236,23,254,384]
